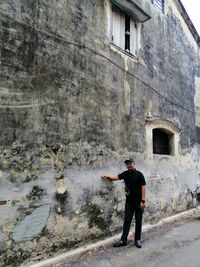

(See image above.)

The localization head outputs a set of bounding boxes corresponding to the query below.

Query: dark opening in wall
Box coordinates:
[153,128,172,155]
[125,14,130,52]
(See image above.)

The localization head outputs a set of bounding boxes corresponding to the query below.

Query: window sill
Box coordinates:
[153,154,175,159]
[110,43,139,62]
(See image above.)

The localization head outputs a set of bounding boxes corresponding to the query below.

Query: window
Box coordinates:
[145,116,181,158]
[152,0,165,12]
[110,0,151,56]
[153,129,172,155]
[111,5,137,55]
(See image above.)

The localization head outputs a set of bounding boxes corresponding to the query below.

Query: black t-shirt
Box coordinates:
[118,169,146,202]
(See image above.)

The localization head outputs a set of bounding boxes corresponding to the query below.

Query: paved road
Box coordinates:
[61,216,200,267]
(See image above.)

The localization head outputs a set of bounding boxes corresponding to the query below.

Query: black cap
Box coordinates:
[124,157,135,164]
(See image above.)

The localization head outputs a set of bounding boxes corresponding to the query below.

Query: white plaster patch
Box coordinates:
[123,80,131,115]
[176,169,199,192]
[56,178,67,194]
[195,76,200,127]
[105,0,111,39]
[11,205,50,243]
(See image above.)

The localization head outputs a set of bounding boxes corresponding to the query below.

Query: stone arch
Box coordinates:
[145,116,181,158]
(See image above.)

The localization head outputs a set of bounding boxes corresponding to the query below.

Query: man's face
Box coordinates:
[125,161,135,170]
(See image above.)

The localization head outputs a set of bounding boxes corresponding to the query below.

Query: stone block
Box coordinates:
[11,205,50,243]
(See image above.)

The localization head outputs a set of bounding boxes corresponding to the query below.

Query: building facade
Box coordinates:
[0,0,200,265]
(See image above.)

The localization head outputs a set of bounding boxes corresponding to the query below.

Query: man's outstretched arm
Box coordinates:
[101,175,119,181]
[141,185,146,201]
[140,185,146,208]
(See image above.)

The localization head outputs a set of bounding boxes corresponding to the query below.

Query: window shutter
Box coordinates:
[154,0,164,12]
[112,6,125,50]
[130,20,137,55]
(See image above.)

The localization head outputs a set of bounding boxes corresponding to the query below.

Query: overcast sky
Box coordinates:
[180,0,200,35]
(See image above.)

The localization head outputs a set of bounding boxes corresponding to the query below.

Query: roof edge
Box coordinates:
[176,0,200,47]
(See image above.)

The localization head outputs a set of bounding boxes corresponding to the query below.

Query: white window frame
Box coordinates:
[146,118,181,159]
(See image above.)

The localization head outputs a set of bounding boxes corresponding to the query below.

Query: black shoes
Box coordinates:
[113,240,127,247]
[113,240,142,248]
[135,240,142,248]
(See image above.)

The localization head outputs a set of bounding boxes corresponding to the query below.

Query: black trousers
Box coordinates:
[121,199,144,242]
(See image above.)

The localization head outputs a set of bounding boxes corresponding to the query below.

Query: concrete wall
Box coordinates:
[0,0,200,266]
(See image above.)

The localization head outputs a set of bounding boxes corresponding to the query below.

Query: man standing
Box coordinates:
[101,158,146,248]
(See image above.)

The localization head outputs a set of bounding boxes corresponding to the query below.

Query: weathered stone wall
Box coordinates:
[0,0,200,266]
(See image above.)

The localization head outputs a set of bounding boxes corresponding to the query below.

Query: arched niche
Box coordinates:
[145,117,181,158]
